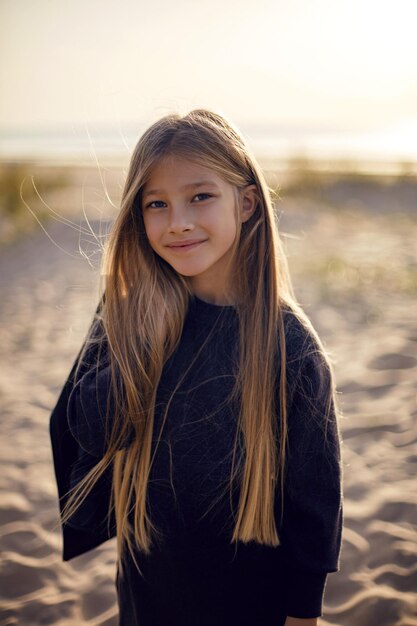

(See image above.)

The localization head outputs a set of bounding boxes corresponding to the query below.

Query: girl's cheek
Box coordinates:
[143,216,159,240]
[145,212,165,231]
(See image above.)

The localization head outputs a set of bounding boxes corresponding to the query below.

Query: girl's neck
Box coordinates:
[193,293,236,307]
[193,293,237,310]
[191,284,237,307]
[190,271,236,307]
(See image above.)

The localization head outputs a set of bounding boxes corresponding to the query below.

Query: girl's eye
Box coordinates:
[145,193,212,209]
[146,200,165,209]
[193,193,212,202]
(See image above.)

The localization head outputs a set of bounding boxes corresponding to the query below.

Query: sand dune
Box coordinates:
[0,180,416,625]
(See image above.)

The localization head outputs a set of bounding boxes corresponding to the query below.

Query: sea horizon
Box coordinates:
[1,120,417,175]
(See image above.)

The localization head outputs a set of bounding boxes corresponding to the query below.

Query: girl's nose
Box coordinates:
[167,205,194,232]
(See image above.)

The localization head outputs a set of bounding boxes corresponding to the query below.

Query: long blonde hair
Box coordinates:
[60,108,337,577]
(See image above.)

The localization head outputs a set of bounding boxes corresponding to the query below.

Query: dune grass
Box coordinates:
[0,163,71,245]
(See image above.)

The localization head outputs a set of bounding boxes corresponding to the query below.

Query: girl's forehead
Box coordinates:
[151,154,214,174]
[144,155,225,188]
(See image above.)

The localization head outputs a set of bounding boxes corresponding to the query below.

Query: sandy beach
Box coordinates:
[0,165,416,625]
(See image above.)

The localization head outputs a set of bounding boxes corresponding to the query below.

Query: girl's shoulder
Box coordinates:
[280,303,322,358]
[280,303,333,395]
[73,313,110,383]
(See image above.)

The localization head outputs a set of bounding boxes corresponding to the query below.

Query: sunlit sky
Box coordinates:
[1,0,417,160]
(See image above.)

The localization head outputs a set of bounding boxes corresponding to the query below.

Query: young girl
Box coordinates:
[50,108,343,626]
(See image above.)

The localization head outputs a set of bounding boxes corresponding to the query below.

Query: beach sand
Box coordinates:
[0,167,416,625]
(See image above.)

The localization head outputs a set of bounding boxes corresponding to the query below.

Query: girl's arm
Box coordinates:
[279,326,343,620]
[67,361,114,457]
[49,306,118,557]
[67,357,134,458]
[285,618,318,626]
[66,316,134,458]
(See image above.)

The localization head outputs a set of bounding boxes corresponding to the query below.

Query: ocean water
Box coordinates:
[1,120,417,173]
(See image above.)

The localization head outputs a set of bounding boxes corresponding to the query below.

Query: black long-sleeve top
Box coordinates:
[50,294,343,626]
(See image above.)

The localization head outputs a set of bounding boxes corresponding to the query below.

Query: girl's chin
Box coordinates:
[166,261,211,277]
[173,268,207,278]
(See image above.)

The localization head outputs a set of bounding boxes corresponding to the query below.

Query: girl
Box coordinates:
[50,109,343,626]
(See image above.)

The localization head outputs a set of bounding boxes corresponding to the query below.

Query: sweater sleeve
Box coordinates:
[50,303,118,556]
[67,327,134,459]
[279,336,344,618]
[68,363,114,458]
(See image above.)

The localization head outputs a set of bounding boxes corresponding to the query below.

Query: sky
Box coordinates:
[1,0,416,160]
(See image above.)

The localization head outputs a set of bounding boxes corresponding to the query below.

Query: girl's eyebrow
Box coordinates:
[143,180,219,199]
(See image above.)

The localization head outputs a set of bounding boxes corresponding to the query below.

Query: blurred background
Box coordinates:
[1,1,416,625]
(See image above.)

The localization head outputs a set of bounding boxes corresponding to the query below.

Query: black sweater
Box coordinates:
[50,295,343,626]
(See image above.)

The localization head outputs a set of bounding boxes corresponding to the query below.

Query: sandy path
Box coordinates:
[0,216,119,625]
[0,197,416,625]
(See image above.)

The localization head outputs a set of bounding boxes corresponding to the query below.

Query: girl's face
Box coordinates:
[141,155,257,304]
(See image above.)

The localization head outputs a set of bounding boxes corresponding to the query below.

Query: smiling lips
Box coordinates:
[166,239,207,250]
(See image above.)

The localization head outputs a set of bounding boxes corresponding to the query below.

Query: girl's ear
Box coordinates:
[240,184,258,223]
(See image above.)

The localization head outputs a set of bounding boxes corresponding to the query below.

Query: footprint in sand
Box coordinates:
[374,565,417,593]
[81,584,118,621]
[0,493,31,525]
[0,523,56,559]
[0,554,58,599]
[13,597,76,625]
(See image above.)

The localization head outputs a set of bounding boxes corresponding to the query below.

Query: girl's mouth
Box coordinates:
[167,240,207,251]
